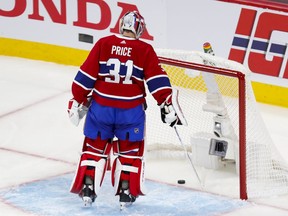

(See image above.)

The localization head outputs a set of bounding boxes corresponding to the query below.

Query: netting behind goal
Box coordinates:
[144,48,288,199]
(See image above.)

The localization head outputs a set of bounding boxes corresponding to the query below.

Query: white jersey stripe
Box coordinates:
[93,89,144,100]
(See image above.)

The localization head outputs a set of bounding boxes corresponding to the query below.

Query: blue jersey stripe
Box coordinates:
[146,76,171,93]
[74,70,96,89]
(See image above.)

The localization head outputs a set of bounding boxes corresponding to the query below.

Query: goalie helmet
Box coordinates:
[119,11,145,39]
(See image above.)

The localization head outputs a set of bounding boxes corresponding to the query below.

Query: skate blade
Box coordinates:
[120,202,132,211]
[120,202,126,211]
[83,196,93,207]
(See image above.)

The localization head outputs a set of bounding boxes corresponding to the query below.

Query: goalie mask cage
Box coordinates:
[144,49,288,200]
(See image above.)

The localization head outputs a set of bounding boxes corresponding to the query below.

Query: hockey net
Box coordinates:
[144,48,288,199]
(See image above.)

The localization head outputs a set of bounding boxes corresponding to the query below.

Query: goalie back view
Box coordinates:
[67,11,185,209]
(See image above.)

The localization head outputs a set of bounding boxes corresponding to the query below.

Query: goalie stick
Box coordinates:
[173,126,203,189]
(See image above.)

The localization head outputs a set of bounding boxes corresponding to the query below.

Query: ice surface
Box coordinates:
[0,173,249,216]
[0,56,287,215]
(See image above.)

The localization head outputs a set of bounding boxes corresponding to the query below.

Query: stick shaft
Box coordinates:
[173,126,203,188]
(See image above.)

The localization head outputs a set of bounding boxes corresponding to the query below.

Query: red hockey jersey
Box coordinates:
[72,34,172,109]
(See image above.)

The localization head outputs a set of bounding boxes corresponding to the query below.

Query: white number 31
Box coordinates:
[105,58,133,84]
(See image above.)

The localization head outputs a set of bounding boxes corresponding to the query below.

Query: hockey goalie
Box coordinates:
[67,11,185,209]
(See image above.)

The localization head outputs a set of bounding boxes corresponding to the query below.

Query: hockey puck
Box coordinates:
[177,179,185,184]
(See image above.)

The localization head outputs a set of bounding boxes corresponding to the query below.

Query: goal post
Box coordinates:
[158,56,248,200]
[144,48,288,200]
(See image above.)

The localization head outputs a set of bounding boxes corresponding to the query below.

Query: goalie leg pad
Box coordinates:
[112,156,145,197]
[111,140,146,197]
[202,92,227,116]
[70,137,112,195]
[213,115,237,139]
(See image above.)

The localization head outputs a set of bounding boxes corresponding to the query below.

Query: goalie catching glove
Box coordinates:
[67,96,92,126]
[160,89,188,127]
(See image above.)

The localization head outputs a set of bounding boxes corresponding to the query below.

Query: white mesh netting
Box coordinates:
[144,48,288,199]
